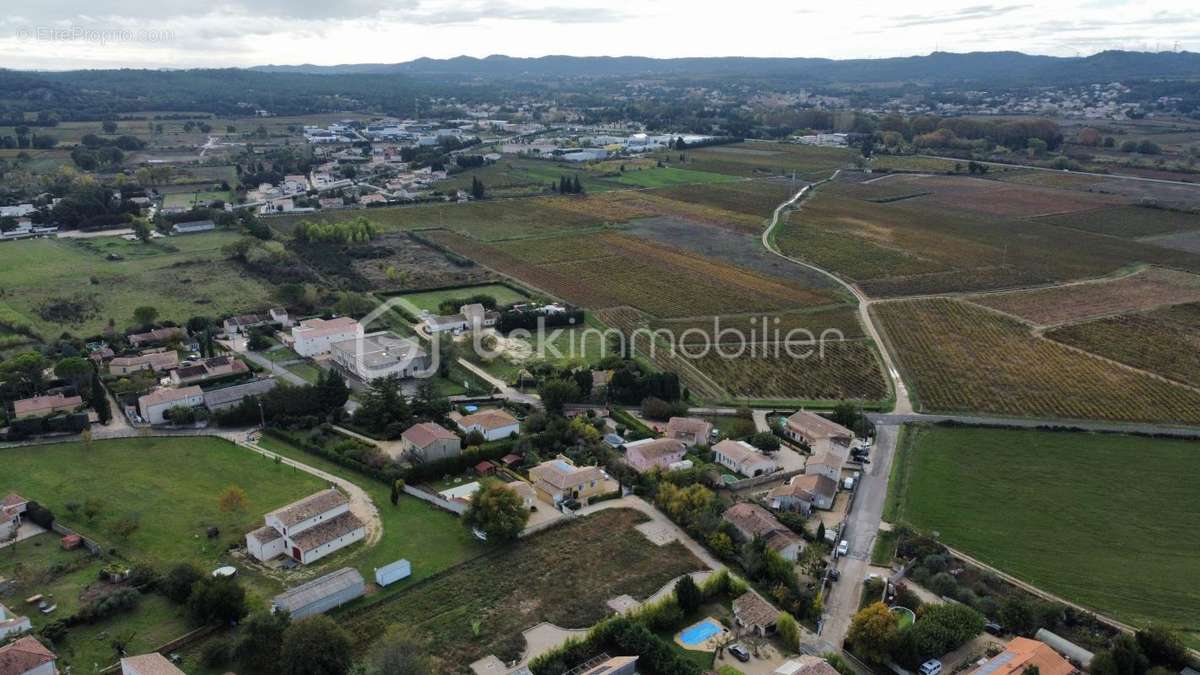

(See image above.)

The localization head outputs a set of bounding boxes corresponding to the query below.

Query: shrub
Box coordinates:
[674,575,702,614]
[74,588,140,624]
[161,563,202,603]
[200,637,235,668]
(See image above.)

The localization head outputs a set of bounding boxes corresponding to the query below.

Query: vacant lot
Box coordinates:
[351,232,498,291]
[888,425,1200,641]
[611,166,739,188]
[872,298,1200,423]
[339,508,703,673]
[969,267,1200,326]
[1047,302,1200,387]
[651,142,851,178]
[1035,204,1200,238]
[686,339,889,403]
[392,282,531,312]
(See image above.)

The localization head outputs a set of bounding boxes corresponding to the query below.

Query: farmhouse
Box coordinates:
[0,636,57,675]
[108,350,179,376]
[203,378,279,411]
[664,417,713,447]
[969,638,1077,675]
[0,601,32,640]
[272,567,365,620]
[128,326,186,348]
[290,317,361,357]
[424,303,500,334]
[451,409,520,441]
[223,308,290,335]
[12,394,83,420]
[804,452,846,483]
[121,652,185,675]
[783,410,854,453]
[331,332,429,381]
[529,456,611,506]
[2,493,28,541]
[399,422,461,462]
[137,386,204,425]
[768,474,838,514]
[722,502,803,561]
[246,489,366,565]
[623,438,687,473]
[712,440,777,477]
[732,590,778,636]
[170,355,249,386]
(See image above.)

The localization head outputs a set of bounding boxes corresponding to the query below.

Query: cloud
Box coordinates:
[890,4,1032,28]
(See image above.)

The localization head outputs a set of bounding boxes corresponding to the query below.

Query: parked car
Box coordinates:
[837,540,849,556]
[920,660,943,675]
[984,621,1004,636]
[729,644,751,662]
[828,568,841,581]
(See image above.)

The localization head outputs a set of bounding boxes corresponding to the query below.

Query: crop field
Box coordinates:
[1047,302,1200,387]
[885,174,1121,218]
[338,508,703,673]
[652,178,800,219]
[685,338,889,402]
[648,306,865,343]
[595,306,727,400]
[969,267,1200,326]
[429,230,838,318]
[872,298,1200,423]
[989,168,1108,190]
[1034,204,1200,238]
[887,425,1200,642]
[606,165,737,188]
[868,155,968,173]
[0,232,275,337]
[651,142,852,178]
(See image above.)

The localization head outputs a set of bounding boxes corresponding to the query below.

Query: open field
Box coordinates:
[652,142,852,178]
[596,306,727,401]
[610,166,739,188]
[989,168,1109,190]
[887,425,1200,642]
[0,232,275,338]
[684,339,889,402]
[392,282,531,312]
[873,298,1200,423]
[968,267,1200,326]
[338,508,704,673]
[350,232,498,292]
[1047,302,1200,388]
[651,179,799,219]
[647,306,866,343]
[1034,204,1200,238]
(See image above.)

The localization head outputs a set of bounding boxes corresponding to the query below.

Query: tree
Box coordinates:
[316,369,350,414]
[537,378,581,416]
[188,576,247,625]
[1135,626,1188,670]
[1022,667,1041,675]
[102,120,118,134]
[91,373,112,424]
[162,563,202,603]
[132,305,158,327]
[362,626,435,674]
[847,602,899,663]
[390,479,405,506]
[470,176,486,200]
[132,218,153,243]
[235,610,291,672]
[749,431,780,453]
[54,356,93,391]
[776,612,802,650]
[1110,634,1149,675]
[218,485,249,513]
[463,480,529,541]
[280,615,354,675]
[674,574,702,614]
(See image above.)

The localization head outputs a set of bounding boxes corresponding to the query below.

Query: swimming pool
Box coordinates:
[678,618,722,646]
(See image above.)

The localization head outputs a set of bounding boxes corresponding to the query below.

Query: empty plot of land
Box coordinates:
[1035,205,1200,238]
[652,142,851,178]
[888,174,1120,218]
[1143,230,1200,254]
[969,267,1200,326]
[873,298,1200,424]
[1047,302,1200,388]
[685,339,889,402]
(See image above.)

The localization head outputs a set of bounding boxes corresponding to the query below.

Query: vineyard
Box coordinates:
[1047,302,1200,388]
[686,339,889,402]
[969,267,1200,326]
[650,142,852,178]
[873,298,1200,424]
[653,179,801,220]
[1035,204,1200,238]
[648,307,865,343]
[595,306,727,400]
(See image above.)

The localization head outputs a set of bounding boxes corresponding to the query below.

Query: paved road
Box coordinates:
[230,344,311,386]
[819,422,901,646]
[456,357,542,408]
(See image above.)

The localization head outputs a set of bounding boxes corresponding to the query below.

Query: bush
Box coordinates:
[188,576,247,626]
[161,563,203,603]
[640,397,688,421]
[74,588,140,624]
[200,637,235,668]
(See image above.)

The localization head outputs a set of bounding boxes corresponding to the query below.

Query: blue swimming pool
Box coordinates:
[678,618,722,646]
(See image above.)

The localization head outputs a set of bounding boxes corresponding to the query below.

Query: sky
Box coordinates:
[2,0,1198,70]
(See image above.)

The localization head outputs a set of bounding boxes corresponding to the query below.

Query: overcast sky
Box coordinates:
[3,0,1198,70]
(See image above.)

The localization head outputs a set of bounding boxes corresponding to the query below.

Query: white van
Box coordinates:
[920,660,943,675]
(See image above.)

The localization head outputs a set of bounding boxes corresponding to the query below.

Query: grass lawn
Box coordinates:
[611,166,740,188]
[261,345,301,363]
[284,361,322,384]
[162,190,232,209]
[337,508,704,673]
[870,528,900,566]
[886,424,1200,643]
[393,283,530,313]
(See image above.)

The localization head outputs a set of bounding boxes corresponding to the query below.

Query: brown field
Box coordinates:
[989,169,1108,190]
[1047,303,1200,388]
[873,298,1200,423]
[648,307,865,343]
[652,178,800,220]
[1035,205,1200,238]
[686,339,889,402]
[884,174,1121,218]
[969,267,1200,326]
[351,232,498,291]
[595,306,728,400]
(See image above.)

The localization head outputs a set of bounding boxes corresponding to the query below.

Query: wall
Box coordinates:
[402,484,466,515]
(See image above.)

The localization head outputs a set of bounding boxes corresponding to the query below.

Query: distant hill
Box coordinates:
[249,51,1200,85]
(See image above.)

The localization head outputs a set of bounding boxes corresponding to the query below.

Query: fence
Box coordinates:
[402,484,467,515]
[50,522,104,556]
[726,467,804,492]
[97,625,217,673]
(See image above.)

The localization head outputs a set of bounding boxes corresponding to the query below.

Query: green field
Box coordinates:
[886,425,1200,642]
[162,189,233,209]
[393,283,531,312]
[0,232,275,337]
[611,166,739,188]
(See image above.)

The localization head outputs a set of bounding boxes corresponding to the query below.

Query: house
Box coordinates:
[0,636,57,675]
[0,601,32,640]
[783,410,854,453]
[137,386,204,425]
[712,440,777,477]
[451,409,520,441]
[769,474,838,514]
[722,502,803,561]
[203,378,278,411]
[424,303,500,334]
[318,197,344,209]
[171,219,216,235]
[271,567,365,620]
[623,438,687,473]
[664,417,713,447]
[127,327,185,348]
[529,456,611,506]
[120,652,185,675]
[577,656,639,675]
[399,422,461,462]
[374,559,412,587]
[507,481,537,509]
[223,308,290,335]
[774,656,842,675]
[732,591,778,636]
[804,452,845,483]
[969,638,1078,675]
[331,332,429,381]
[170,355,249,386]
[108,350,179,376]
[2,493,28,541]
[246,489,366,565]
[12,394,83,421]
[290,317,361,357]
[424,314,468,333]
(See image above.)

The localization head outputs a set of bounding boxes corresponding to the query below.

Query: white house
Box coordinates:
[121,653,185,675]
[137,386,204,425]
[450,409,520,441]
[330,332,429,381]
[1,493,27,542]
[246,489,366,565]
[712,440,778,477]
[0,637,57,675]
[804,451,845,483]
[291,317,361,357]
[0,601,32,640]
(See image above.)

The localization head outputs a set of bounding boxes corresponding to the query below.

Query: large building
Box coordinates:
[768,474,838,514]
[108,350,179,376]
[290,317,361,357]
[451,409,520,442]
[783,410,854,454]
[331,332,429,381]
[664,417,714,447]
[970,638,1078,675]
[12,394,82,421]
[623,438,687,473]
[272,567,365,620]
[246,489,366,565]
[137,386,204,425]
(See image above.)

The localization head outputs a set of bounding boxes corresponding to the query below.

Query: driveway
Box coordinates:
[227,341,311,386]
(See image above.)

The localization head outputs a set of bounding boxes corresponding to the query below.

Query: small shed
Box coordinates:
[374,559,412,587]
[60,534,82,550]
[500,453,522,467]
[272,567,364,620]
[474,460,497,476]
